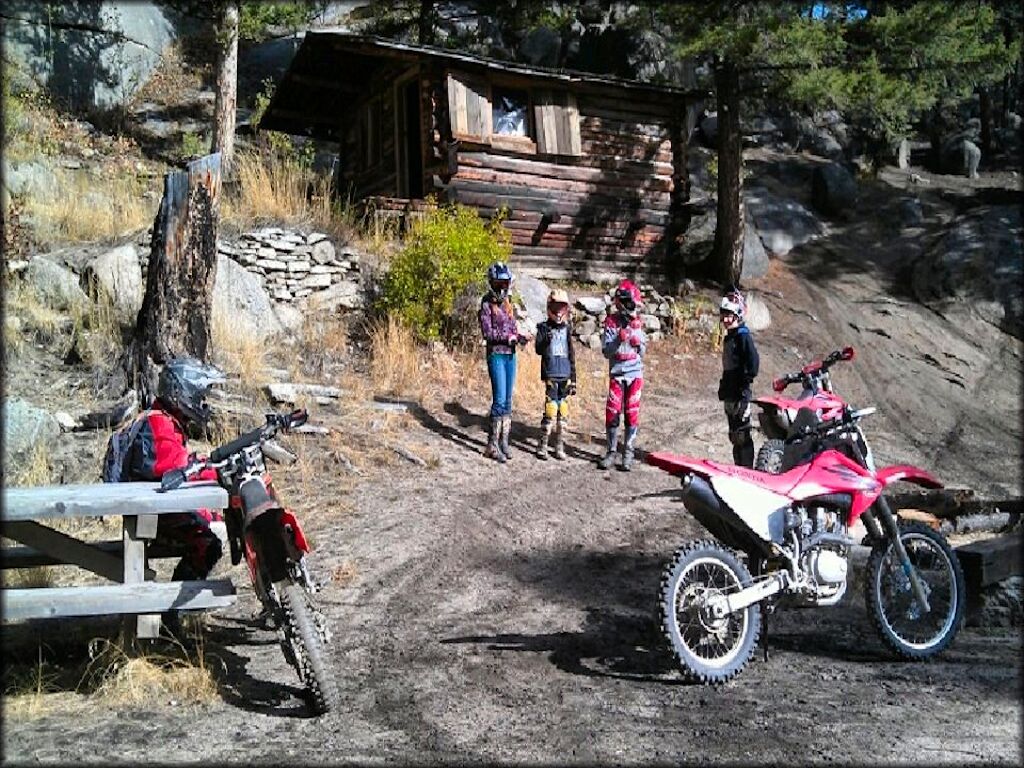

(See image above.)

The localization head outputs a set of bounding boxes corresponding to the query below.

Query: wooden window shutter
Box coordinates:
[447,71,491,142]
[534,90,581,156]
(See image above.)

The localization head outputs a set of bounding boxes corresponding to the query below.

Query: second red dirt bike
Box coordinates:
[753,345,875,473]
[161,409,341,714]
[647,404,965,684]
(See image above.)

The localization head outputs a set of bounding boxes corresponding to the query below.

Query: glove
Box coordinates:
[629,333,642,348]
[508,334,519,346]
[618,327,630,342]
[567,381,577,397]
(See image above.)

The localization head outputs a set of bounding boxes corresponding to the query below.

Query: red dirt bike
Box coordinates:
[647,404,965,683]
[160,409,340,714]
[753,346,875,473]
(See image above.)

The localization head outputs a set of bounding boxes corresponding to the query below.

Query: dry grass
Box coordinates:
[4,282,70,347]
[211,310,269,396]
[369,316,427,399]
[80,636,218,706]
[8,440,56,487]
[25,168,155,244]
[294,311,350,379]
[3,565,55,588]
[223,150,357,244]
[3,648,61,718]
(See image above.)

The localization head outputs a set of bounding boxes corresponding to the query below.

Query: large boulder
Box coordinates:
[744,186,826,257]
[911,205,1022,338]
[515,274,551,325]
[1,159,59,202]
[85,244,144,325]
[3,399,61,466]
[306,279,365,312]
[518,26,562,68]
[3,0,176,111]
[212,254,282,341]
[743,293,771,332]
[811,162,859,220]
[741,209,769,281]
[25,256,89,312]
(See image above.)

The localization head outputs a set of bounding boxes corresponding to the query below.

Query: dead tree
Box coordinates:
[125,153,222,405]
[212,1,239,170]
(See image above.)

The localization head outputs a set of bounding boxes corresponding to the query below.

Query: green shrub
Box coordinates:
[379,204,511,342]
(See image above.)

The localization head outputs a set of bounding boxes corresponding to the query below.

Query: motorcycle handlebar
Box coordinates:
[160,409,310,490]
[778,346,856,389]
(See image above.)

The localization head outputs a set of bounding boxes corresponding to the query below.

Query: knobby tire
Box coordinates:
[280,580,341,715]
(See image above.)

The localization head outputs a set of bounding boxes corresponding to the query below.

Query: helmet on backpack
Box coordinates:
[613,280,642,317]
[156,358,226,427]
[487,262,514,301]
[547,289,570,324]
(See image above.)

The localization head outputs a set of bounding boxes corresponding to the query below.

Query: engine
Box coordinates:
[784,505,850,605]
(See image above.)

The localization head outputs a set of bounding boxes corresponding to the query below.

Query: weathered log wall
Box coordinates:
[436,88,688,282]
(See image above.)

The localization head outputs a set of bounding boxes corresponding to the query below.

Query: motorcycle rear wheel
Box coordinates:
[279,580,341,714]
[754,439,785,473]
[660,540,761,684]
[865,521,965,659]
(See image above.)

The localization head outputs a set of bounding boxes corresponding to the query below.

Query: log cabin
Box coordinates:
[259,32,706,282]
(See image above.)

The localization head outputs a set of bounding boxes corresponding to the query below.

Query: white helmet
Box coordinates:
[720,290,745,320]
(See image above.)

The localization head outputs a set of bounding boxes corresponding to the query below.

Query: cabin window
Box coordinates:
[492,88,529,137]
[447,70,580,156]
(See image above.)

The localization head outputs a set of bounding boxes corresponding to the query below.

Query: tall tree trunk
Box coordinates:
[212,1,239,171]
[712,55,744,287]
[125,154,222,404]
[418,0,436,45]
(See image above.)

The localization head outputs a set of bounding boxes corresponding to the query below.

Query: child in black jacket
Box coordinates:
[534,289,577,460]
[718,290,760,467]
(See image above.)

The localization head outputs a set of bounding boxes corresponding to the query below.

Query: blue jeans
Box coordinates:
[487,352,517,417]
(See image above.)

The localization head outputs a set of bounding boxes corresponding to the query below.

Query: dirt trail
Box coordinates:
[5,158,1022,764]
[5,373,1021,765]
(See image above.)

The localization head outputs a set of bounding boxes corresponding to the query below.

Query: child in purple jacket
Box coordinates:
[478,262,527,462]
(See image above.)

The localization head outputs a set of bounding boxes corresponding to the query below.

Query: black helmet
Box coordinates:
[156,358,226,427]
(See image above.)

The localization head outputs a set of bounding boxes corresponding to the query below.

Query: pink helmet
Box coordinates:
[614,280,642,317]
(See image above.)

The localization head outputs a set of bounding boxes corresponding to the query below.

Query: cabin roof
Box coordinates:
[259,31,707,141]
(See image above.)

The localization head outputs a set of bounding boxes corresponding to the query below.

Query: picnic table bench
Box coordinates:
[2,481,237,639]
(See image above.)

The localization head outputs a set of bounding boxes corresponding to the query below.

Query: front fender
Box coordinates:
[875,465,943,490]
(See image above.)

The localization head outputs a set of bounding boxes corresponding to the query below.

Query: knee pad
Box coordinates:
[544,400,558,420]
[557,400,569,419]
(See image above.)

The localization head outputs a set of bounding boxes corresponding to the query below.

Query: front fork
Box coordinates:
[870,495,931,614]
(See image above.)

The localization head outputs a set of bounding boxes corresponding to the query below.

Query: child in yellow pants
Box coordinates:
[534,289,577,460]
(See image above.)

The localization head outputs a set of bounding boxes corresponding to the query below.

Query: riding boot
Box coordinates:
[734,438,754,468]
[500,415,513,460]
[553,418,567,460]
[621,425,639,471]
[486,416,506,463]
[537,421,552,460]
[598,426,619,469]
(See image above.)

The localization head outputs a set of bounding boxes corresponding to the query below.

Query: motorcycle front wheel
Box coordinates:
[660,540,761,684]
[278,580,342,714]
[864,521,965,659]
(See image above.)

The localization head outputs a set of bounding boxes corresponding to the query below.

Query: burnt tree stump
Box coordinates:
[125,153,222,404]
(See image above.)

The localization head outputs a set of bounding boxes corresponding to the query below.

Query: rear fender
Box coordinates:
[646,452,718,479]
[280,509,311,553]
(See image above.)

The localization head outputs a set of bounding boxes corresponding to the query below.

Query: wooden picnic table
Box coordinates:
[2,481,237,639]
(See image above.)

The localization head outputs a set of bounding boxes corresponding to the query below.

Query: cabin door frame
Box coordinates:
[394,68,424,199]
